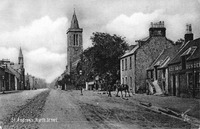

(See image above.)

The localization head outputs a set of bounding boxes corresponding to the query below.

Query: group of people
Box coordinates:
[107,80,131,97]
[77,75,131,97]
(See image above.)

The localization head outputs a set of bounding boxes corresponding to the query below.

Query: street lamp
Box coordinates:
[2,75,5,94]
[22,81,23,90]
[79,70,83,95]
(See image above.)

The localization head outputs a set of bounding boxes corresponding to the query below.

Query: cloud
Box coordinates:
[25,48,66,83]
[106,10,162,43]
[106,9,200,44]
[0,16,69,82]
[0,16,68,53]
[0,0,199,83]
[0,47,18,62]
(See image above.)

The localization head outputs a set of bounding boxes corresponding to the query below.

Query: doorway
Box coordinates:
[173,74,176,96]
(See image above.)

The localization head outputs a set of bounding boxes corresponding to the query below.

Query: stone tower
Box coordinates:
[67,10,83,74]
[18,47,25,90]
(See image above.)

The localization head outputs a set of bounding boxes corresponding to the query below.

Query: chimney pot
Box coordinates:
[149,21,166,37]
[184,24,193,43]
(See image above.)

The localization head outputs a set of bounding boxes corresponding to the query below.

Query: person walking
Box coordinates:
[108,83,112,97]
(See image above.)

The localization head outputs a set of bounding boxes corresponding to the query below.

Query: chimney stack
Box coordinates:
[184,24,193,43]
[149,21,166,37]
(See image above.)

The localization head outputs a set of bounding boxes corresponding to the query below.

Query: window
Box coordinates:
[73,34,76,46]
[130,77,132,87]
[151,71,153,79]
[122,78,124,84]
[199,72,200,84]
[125,77,128,84]
[188,73,193,90]
[163,69,166,78]
[75,34,79,46]
[122,60,124,71]
[197,72,200,89]
[130,56,132,69]
[73,34,79,46]
[125,58,127,70]
[181,56,186,70]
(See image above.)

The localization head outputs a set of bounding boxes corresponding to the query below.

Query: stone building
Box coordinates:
[0,59,20,91]
[0,67,5,91]
[120,45,138,93]
[120,21,174,93]
[66,10,83,75]
[168,24,200,98]
[0,48,25,91]
[146,44,181,95]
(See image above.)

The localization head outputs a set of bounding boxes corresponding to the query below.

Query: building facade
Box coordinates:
[120,45,138,93]
[66,10,83,74]
[146,44,181,95]
[120,21,174,93]
[168,24,200,98]
[0,48,25,92]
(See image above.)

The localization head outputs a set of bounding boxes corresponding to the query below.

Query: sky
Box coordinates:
[0,0,199,83]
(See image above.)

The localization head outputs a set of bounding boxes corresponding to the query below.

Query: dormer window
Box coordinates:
[181,46,197,70]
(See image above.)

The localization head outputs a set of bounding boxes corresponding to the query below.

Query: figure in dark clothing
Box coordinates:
[108,84,112,97]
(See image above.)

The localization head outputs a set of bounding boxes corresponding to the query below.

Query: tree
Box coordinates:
[77,32,128,84]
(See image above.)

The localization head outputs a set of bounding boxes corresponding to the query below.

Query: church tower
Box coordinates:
[18,47,24,67]
[67,10,83,74]
[18,47,25,90]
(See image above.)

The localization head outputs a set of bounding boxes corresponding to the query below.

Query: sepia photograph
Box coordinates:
[0,0,199,128]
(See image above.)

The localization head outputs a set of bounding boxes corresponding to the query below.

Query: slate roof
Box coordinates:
[70,10,79,29]
[120,45,139,59]
[7,65,21,79]
[10,63,21,70]
[135,36,150,42]
[169,38,200,65]
[136,36,174,47]
[147,45,181,70]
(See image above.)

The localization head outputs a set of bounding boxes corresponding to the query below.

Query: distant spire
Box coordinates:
[19,47,23,58]
[70,9,79,29]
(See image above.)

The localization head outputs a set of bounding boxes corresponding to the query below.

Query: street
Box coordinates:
[0,89,197,129]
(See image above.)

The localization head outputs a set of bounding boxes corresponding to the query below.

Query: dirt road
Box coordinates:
[40,89,192,129]
[1,89,195,129]
[39,89,92,129]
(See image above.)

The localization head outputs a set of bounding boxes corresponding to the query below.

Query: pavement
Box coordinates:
[96,90,199,119]
[97,90,200,127]
[129,93,200,120]
[0,90,22,94]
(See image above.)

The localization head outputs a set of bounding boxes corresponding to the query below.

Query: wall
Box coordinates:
[67,30,83,74]
[168,59,200,98]
[135,37,173,92]
[120,54,136,93]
